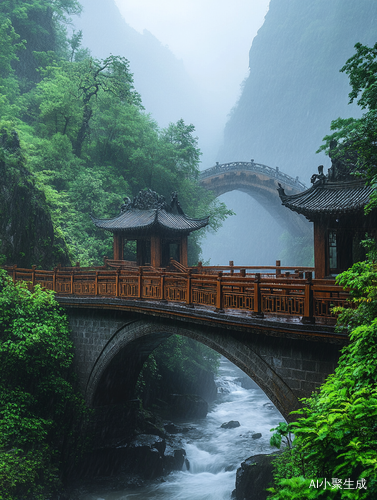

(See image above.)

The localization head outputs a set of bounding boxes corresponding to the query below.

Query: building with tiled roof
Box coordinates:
[278,159,376,278]
[91,189,209,267]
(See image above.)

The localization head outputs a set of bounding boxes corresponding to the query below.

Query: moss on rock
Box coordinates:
[0,127,71,268]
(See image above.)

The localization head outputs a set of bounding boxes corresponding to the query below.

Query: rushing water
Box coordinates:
[74,357,284,500]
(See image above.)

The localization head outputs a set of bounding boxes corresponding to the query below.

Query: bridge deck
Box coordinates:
[6,264,350,326]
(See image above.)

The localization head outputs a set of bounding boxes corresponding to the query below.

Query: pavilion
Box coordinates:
[91,189,209,268]
[278,151,376,278]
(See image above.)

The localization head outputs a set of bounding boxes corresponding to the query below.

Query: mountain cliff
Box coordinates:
[218,0,377,181]
[72,0,208,140]
[0,128,71,268]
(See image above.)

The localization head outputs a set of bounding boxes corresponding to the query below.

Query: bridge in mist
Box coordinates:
[7,264,349,420]
[199,161,310,236]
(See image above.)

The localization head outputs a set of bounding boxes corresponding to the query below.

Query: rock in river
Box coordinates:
[221,420,241,429]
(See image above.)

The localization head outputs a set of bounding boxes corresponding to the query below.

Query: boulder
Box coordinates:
[0,127,71,268]
[121,434,166,479]
[252,433,262,439]
[221,420,241,429]
[164,445,189,472]
[233,453,280,500]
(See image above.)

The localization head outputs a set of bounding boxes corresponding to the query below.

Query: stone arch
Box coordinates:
[85,319,299,421]
[199,164,311,237]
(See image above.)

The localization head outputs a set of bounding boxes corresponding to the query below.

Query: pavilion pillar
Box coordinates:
[136,240,143,266]
[180,235,188,267]
[113,233,123,261]
[314,219,327,279]
[150,235,161,268]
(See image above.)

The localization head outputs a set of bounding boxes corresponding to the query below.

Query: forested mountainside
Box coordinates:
[0,0,230,268]
[219,0,377,181]
[73,0,214,159]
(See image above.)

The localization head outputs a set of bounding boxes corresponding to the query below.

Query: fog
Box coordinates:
[72,0,374,268]
[114,0,270,114]
[73,0,270,167]
[72,0,280,267]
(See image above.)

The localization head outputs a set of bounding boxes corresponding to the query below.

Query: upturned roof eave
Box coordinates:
[278,180,372,220]
[90,209,209,234]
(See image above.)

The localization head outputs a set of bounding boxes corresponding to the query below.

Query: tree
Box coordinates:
[318,42,377,209]
[267,240,377,499]
[0,0,82,88]
[0,19,23,119]
[0,269,88,499]
[25,55,142,157]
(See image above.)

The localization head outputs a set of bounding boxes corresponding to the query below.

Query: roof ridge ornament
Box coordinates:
[277,183,286,197]
[310,165,327,186]
[121,188,168,212]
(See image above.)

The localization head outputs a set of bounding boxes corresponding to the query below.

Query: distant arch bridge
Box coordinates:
[199,161,310,236]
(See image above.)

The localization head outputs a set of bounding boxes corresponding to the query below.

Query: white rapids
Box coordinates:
[76,357,284,500]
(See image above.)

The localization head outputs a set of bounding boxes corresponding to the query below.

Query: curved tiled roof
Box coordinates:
[278,180,372,220]
[91,208,209,234]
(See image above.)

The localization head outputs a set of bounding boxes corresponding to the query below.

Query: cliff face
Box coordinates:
[0,129,71,269]
[218,0,377,181]
[73,0,201,128]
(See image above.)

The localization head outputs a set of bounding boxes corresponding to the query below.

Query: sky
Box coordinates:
[114,0,270,110]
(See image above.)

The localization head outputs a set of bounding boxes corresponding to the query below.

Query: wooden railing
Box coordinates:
[5,264,349,324]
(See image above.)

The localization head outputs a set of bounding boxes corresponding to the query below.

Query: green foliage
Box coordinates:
[334,237,377,333]
[268,242,377,499]
[0,0,232,267]
[0,269,88,499]
[318,42,377,210]
[270,422,293,449]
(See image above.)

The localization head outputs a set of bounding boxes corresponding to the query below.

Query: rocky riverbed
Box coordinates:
[66,358,284,499]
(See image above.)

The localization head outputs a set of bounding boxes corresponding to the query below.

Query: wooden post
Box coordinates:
[160,269,166,301]
[215,271,224,312]
[12,265,17,283]
[151,235,161,268]
[138,267,143,299]
[186,269,193,307]
[95,272,98,295]
[302,271,314,324]
[240,268,246,277]
[31,265,36,287]
[70,271,74,295]
[180,235,188,268]
[229,260,234,276]
[113,233,120,260]
[253,273,264,317]
[276,260,281,277]
[53,267,57,292]
[115,269,120,297]
[314,220,327,279]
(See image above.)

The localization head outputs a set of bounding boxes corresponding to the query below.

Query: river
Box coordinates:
[73,357,284,500]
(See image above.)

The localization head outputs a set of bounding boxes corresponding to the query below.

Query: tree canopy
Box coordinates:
[0,269,88,499]
[318,42,377,209]
[0,0,232,268]
[268,239,377,499]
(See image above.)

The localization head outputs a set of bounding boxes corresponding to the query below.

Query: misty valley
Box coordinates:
[0,0,377,499]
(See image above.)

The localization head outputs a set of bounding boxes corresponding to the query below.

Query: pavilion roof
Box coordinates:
[91,189,209,235]
[278,178,372,221]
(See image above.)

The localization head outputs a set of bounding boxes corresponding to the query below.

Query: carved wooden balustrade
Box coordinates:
[5,264,350,324]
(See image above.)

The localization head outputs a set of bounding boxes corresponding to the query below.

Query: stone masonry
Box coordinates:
[63,300,344,422]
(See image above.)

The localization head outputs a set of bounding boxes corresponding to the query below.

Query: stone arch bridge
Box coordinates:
[61,296,346,422]
[199,161,310,236]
